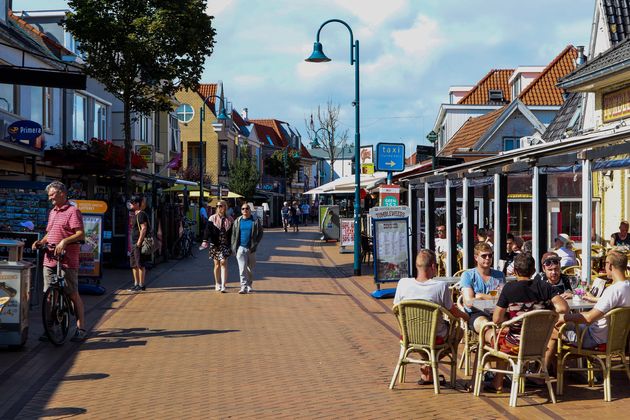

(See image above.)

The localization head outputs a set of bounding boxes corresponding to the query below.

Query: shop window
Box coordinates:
[559,202,582,238]
[30,86,53,130]
[187,142,205,168]
[73,94,87,141]
[94,101,107,139]
[507,202,532,238]
[138,114,153,143]
[0,83,18,114]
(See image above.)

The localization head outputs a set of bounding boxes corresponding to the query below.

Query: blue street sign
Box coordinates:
[375,143,405,172]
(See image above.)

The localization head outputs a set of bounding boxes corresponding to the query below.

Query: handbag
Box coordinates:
[136,212,157,255]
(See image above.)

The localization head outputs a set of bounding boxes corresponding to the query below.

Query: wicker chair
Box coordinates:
[556,307,630,402]
[390,300,461,394]
[456,295,478,377]
[473,310,558,407]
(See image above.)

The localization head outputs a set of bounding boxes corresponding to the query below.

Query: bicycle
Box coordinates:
[40,245,75,345]
[172,217,196,259]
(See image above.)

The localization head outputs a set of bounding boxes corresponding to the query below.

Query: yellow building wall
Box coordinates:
[175,89,220,184]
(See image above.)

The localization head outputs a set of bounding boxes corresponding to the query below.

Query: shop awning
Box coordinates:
[304,172,388,195]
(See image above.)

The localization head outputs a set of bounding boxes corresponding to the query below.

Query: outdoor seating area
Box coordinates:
[390,279,630,407]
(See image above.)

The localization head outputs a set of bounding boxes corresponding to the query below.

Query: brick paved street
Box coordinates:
[1,226,629,419]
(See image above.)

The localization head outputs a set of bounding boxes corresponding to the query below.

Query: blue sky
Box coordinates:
[14,0,595,156]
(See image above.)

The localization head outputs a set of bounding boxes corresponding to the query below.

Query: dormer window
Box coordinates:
[512,77,521,99]
[488,89,504,102]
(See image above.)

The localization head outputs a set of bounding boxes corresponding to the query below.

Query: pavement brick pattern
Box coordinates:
[0,226,629,419]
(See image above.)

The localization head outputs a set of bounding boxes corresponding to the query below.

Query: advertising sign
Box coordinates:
[135,144,153,163]
[6,120,44,150]
[373,218,410,283]
[73,200,108,214]
[220,144,229,176]
[603,85,630,122]
[360,145,373,164]
[0,270,20,324]
[340,218,354,247]
[375,143,405,172]
[369,205,411,220]
[379,184,400,206]
[361,163,375,174]
[79,215,103,277]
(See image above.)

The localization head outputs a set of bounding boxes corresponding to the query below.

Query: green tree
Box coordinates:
[64,0,216,195]
[228,146,260,201]
[264,148,300,181]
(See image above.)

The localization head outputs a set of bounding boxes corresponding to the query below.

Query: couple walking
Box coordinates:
[201,200,263,294]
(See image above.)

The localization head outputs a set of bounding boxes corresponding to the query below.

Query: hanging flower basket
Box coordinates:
[44,138,147,170]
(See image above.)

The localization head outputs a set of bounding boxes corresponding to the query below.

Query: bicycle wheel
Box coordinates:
[42,287,71,345]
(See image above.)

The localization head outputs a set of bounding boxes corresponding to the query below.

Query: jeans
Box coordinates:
[236,246,256,288]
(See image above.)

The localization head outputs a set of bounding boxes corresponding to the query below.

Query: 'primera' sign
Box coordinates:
[6,120,44,150]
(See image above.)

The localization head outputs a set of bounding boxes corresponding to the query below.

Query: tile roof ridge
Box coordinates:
[439,106,506,156]
[8,10,72,59]
[457,69,515,104]
[518,45,576,101]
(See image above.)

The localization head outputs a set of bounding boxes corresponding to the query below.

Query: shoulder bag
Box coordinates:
[137,212,157,255]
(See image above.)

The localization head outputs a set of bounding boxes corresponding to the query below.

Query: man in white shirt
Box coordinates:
[558,250,630,348]
[394,249,468,384]
[434,225,448,254]
[553,233,578,268]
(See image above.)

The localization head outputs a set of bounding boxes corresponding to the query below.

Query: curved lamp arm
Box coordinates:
[315,19,356,65]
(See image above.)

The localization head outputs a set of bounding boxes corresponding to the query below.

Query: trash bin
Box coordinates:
[0,240,33,348]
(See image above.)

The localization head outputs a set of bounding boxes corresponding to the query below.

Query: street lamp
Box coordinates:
[199,95,228,205]
[306,18,362,276]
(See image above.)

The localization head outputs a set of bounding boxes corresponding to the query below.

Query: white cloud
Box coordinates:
[391,15,445,56]
[233,74,265,88]
[332,0,409,27]
[206,0,236,17]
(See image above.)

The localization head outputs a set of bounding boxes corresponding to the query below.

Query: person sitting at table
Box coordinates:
[435,225,447,254]
[460,242,505,334]
[609,220,630,248]
[557,250,630,349]
[485,253,569,392]
[535,252,573,299]
[394,249,469,385]
[504,236,524,276]
[553,233,577,268]
[476,228,493,248]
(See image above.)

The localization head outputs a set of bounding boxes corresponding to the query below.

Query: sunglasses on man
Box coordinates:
[543,259,560,267]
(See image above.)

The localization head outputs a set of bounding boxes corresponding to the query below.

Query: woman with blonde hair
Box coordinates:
[201,200,234,292]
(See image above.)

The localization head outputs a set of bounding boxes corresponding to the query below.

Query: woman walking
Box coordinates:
[201,200,233,292]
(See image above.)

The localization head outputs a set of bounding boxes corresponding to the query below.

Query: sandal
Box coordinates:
[417,374,446,386]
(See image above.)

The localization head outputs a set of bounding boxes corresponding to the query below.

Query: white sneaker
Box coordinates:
[215,284,221,291]
[238,287,247,294]
[246,286,253,293]
[220,285,226,293]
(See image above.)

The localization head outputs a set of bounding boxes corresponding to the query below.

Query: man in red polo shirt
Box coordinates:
[32,181,86,342]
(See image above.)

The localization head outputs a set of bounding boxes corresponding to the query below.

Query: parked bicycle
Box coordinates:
[172,217,196,259]
[40,245,75,345]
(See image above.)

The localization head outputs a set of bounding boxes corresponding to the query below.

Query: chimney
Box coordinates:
[241,107,249,121]
[575,46,587,67]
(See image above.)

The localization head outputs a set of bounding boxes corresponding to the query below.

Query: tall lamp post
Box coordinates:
[306,19,362,276]
[199,95,228,205]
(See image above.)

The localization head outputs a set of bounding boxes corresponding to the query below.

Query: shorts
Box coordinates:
[130,246,145,268]
[43,266,78,295]
[562,324,599,349]
[467,307,490,331]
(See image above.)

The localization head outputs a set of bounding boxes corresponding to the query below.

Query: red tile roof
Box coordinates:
[251,122,284,148]
[518,45,577,106]
[231,109,248,127]
[9,11,74,59]
[458,69,514,105]
[196,84,218,110]
[438,106,506,157]
[250,119,289,147]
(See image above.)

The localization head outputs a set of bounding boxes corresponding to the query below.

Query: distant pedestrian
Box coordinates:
[301,201,310,225]
[291,201,300,232]
[129,195,150,292]
[281,201,290,232]
[199,201,208,240]
[201,200,233,292]
[310,201,318,224]
[232,203,263,294]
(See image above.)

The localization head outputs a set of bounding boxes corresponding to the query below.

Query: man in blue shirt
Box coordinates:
[231,203,263,294]
[459,242,505,333]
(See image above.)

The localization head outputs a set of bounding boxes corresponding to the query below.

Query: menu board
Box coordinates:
[340,218,354,247]
[79,215,103,277]
[373,218,410,283]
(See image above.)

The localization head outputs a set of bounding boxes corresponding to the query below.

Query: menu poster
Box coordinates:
[373,218,410,283]
[340,218,354,247]
[79,215,103,277]
[0,270,21,324]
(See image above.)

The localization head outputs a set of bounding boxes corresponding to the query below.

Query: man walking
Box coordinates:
[32,181,87,342]
[232,203,263,294]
